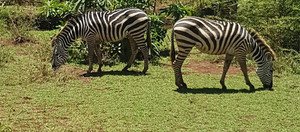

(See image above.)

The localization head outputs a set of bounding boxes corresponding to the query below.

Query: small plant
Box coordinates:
[115,0,153,10]
[0,46,14,67]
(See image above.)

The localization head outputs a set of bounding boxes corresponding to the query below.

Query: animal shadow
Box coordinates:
[174,87,267,94]
[81,70,147,77]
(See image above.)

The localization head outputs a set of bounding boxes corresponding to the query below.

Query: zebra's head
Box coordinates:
[51,38,68,71]
[256,52,274,90]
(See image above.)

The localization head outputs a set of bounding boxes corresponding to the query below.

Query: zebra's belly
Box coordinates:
[94,33,126,43]
[195,43,235,55]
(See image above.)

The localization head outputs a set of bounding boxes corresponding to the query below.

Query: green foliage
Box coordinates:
[237,0,300,73]
[274,48,300,74]
[115,0,153,10]
[71,0,115,12]
[238,0,300,51]
[36,0,73,30]
[193,0,237,20]
[40,0,73,18]
[149,14,167,57]
[67,41,88,64]
[160,2,193,21]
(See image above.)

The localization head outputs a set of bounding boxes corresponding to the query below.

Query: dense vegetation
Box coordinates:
[0,0,300,131]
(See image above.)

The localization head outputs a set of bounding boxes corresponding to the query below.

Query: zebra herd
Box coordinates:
[51,8,276,91]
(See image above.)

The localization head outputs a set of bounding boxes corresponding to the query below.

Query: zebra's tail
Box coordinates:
[170,29,175,63]
[146,20,152,56]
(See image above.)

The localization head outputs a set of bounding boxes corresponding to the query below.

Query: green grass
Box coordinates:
[1,34,300,131]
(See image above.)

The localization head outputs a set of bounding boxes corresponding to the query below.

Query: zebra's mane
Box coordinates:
[249,29,276,60]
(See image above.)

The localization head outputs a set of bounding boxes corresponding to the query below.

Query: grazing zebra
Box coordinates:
[51,8,151,74]
[170,16,276,91]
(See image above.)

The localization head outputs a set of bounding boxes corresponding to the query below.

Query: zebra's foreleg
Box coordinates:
[140,46,149,74]
[220,54,234,90]
[87,41,96,74]
[237,55,255,91]
[122,36,138,72]
[94,43,103,73]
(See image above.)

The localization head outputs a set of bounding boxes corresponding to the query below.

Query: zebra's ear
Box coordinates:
[63,13,74,21]
[265,52,273,61]
[51,37,57,47]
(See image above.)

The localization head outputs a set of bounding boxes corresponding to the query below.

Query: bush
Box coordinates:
[238,0,300,51]
[35,0,73,30]
[274,48,300,74]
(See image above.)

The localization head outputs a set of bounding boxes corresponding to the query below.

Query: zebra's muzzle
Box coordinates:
[52,64,59,71]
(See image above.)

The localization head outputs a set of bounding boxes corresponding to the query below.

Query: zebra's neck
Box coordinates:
[251,42,268,66]
[56,16,86,48]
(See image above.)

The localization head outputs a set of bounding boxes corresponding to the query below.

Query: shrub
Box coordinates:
[238,0,300,51]
[274,48,300,74]
[35,0,73,30]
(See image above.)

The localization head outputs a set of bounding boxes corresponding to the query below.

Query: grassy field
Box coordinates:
[0,30,300,131]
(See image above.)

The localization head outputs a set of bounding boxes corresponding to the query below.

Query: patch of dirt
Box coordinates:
[61,65,92,83]
[0,38,13,46]
[185,60,255,75]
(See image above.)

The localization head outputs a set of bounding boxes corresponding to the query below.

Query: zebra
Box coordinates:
[51,8,151,74]
[170,16,276,91]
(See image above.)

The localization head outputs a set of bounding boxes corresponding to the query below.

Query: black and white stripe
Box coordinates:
[170,16,275,91]
[52,8,151,74]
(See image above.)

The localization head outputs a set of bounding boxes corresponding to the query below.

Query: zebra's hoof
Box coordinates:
[122,67,129,72]
[249,87,255,92]
[222,86,227,91]
[268,88,274,91]
[97,69,102,74]
[142,70,147,74]
[87,70,92,74]
[248,84,255,92]
[176,82,187,89]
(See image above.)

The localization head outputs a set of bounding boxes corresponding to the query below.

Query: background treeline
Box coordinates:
[0,0,300,73]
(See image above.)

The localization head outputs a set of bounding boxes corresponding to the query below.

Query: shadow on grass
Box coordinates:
[174,87,267,94]
[81,70,147,77]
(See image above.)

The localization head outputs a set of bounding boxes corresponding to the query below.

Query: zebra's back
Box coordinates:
[173,17,248,55]
[84,8,149,42]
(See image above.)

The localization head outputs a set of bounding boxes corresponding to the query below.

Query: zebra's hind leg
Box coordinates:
[220,54,234,90]
[94,43,103,73]
[237,55,255,91]
[172,46,192,89]
[173,59,187,89]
